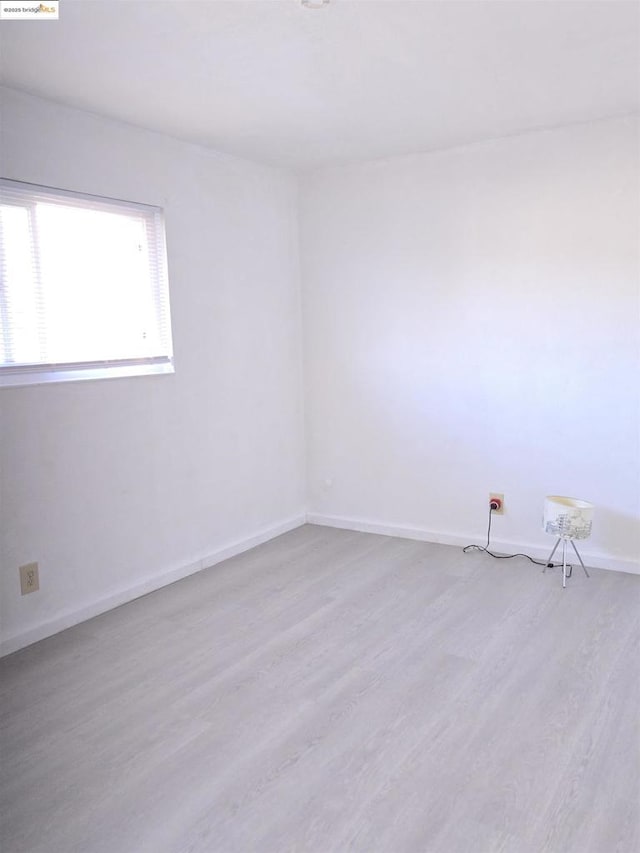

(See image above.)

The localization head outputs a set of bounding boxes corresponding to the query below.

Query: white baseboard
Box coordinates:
[0,514,306,658]
[4,510,635,657]
[306,512,640,576]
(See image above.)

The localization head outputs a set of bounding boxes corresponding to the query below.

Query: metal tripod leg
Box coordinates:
[543,537,561,573]
[544,536,590,587]
[570,540,590,578]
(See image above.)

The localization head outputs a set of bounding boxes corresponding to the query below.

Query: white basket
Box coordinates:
[543,496,593,540]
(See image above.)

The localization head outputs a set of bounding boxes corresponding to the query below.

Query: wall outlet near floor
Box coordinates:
[489,493,505,514]
[19,562,40,595]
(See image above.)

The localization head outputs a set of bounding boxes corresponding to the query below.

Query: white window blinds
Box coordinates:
[0,179,174,387]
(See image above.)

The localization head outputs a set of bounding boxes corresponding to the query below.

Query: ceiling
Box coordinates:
[1,0,638,170]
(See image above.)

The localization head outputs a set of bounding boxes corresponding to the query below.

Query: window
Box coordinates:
[0,179,174,387]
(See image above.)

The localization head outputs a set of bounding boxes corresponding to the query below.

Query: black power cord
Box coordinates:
[463,504,558,567]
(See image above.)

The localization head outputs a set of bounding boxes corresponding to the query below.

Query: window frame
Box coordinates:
[0,178,175,388]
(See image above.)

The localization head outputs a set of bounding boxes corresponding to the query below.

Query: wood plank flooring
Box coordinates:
[1,524,638,853]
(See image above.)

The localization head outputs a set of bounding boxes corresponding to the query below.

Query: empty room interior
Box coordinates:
[0,1,639,851]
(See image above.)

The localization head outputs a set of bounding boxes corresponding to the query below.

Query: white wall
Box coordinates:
[2,96,637,656]
[0,88,306,653]
[300,117,640,571]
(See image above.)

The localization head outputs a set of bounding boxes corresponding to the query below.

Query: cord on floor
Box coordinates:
[463,505,559,568]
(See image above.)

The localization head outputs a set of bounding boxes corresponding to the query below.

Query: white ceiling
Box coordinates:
[1,0,638,170]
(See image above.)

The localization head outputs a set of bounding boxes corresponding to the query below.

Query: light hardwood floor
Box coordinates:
[1,524,638,853]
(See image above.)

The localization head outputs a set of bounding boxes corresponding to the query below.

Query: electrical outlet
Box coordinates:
[19,562,39,595]
[489,493,505,514]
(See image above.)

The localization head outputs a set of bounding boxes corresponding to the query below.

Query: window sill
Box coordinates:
[0,358,175,388]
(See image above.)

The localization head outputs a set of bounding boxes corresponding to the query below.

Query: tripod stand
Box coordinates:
[543,537,590,589]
